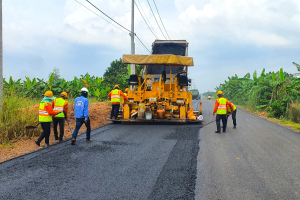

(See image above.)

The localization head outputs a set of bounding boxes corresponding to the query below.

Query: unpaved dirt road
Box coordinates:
[1,100,300,199]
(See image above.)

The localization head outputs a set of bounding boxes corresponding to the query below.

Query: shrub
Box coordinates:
[288,101,300,123]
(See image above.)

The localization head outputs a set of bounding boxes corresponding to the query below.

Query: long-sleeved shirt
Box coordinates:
[44,102,59,116]
[108,90,128,104]
[74,96,89,119]
[213,97,233,115]
[52,97,68,119]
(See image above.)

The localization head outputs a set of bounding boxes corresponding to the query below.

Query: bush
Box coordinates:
[288,101,300,123]
[270,100,286,118]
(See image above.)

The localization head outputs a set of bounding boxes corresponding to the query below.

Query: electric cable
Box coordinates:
[86,0,132,33]
[134,1,158,39]
[152,0,171,40]
[135,34,151,53]
[136,0,159,39]
[77,0,150,53]
[146,0,167,40]
[75,0,129,34]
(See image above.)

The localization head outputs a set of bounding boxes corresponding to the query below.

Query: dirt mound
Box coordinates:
[0,101,112,163]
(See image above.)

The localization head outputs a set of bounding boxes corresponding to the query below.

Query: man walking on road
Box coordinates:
[213,91,233,133]
[107,85,128,120]
[35,91,61,147]
[71,88,91,145]
[52,92,68,141]
[227,101,237,128]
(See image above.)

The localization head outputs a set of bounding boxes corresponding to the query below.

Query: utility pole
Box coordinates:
[130,0,135,76]
[0,0,3,113]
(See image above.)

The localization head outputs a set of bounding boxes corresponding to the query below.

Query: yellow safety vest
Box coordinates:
[216,98,227,115]
[228,102,236,112]
[111,89,121,103]
[53,98,66,118]
[39,102,52,122]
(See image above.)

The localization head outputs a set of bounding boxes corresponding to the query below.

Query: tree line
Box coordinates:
[216,63,300,122]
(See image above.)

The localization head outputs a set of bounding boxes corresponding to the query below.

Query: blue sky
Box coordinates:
[3,0,300,93]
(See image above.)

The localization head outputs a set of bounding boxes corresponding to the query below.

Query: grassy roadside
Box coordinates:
[0,95,108,144]
[238,105,300,133]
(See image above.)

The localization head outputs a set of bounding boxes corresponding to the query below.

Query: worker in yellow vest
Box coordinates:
[107,85,128,120]
[227,101,237,129]
[52,92,68,141]
[213,91,233,133]
[120,88,129,110]
[35,91,61,147]
[124,88,129,96]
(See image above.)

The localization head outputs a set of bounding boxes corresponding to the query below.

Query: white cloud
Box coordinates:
[175,0,300,47]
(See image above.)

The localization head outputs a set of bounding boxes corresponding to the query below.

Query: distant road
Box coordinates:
[1,100,300,199]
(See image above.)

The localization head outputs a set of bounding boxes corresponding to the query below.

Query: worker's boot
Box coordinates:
[71,139,76,145]
[215,131,220,133]
[233,126,236,129]
[35,140,40,147]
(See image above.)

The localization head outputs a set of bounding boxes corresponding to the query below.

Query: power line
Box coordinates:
[146,0,167,40]
[134,1,158,39]
[136,0,159,39]
[76,0,150,53]
[135,34,151,53]
[86,0,131,33]
[75,0,128,34]
[152,0,171,40]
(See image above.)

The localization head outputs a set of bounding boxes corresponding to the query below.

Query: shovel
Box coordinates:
[25,122,41,129]
[65,119,74,132]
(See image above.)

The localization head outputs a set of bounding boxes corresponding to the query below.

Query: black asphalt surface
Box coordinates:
[1,100,300,199]
[0,101,202,200]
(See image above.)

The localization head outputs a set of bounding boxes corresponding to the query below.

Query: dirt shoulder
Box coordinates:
[0,101,112,163]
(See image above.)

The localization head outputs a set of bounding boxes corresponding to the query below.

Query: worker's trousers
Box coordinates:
[110,104,120,119]
[37,122,51,144]
[53,118,64,140]
[72,118,91,140]
[227,110,237,126]
[216,114,227,132]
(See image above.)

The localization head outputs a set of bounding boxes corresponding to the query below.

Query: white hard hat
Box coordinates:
[80,87,89,93]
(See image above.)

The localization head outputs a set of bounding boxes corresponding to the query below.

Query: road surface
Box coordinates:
[1,100,300,199]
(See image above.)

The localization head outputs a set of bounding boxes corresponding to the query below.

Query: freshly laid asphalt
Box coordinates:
[1,100,300,199]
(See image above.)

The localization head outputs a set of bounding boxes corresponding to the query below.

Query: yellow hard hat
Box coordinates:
[217,91,223,96]
[44,91,53,97]
[114,85,120,89]
[61,92,68,97]
[125,88,129,92]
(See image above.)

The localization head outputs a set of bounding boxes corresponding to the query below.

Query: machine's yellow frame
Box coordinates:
[110,54,202,123]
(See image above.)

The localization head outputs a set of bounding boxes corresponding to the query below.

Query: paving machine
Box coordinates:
[108,53,203,123]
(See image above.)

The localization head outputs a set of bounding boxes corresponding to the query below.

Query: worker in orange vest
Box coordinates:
[35,91,61,147]
[107,85,128,120]
[52,92,68,141]
[227,101,237,128]
[213,91,233,133]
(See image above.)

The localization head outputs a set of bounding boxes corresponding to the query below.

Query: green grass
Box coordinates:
[0,95,103,144]
[0,141,12,148]
[268,118,300,131]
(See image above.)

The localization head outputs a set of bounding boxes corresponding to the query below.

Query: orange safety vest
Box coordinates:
[111,89,121,103]
[216,98,227,115]
[39,102,52,122]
